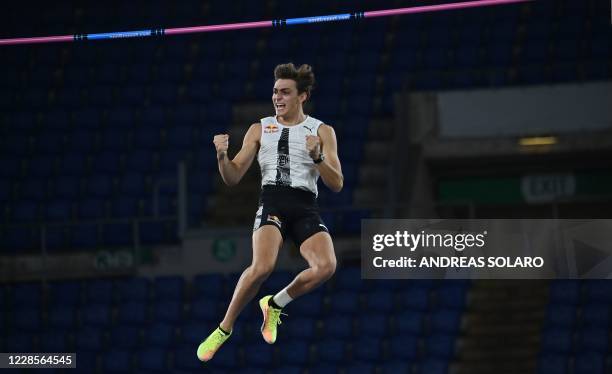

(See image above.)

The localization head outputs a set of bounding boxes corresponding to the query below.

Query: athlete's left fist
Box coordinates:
[305,135,321,160]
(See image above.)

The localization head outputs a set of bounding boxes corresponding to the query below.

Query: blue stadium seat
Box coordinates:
[78,198,106,220]
[155,276,184,301]
[541,328,573,354]
[431,309,463,333]
[13,308,42,332]
[549,280,580,305]
[289,292,323,317]
[397,287,430,311]
[82,304,112,327]
[190,300,218,322]
[546,304,576,327]
[278,340,310,366]
[329,291,360,314]
[389,334,419,360]
[323,315,353,339]
[103,349,131,373]
[75,327,104,351]
[86,279,114,304]
[45,200,73,221]
[3,135,30,156]
[110,196,140,218]
[118,277,150,302]
[51,176,80,200]
[125,150,155,173]
[315,339,347,364]
[36,133,65,155]
[165,126,195,149]
[72,108,102,129]
[581,304,610,327]
[192,273,225,300]
[353,336,383,362]
[435,283,468,309]
[93,151,123,174]
[11,200,39,223]
[584,280,612,303]
[4,333,36,352]
[48,281,81,306]
[357,313,388,337]
[1,226,40,251]
[12,283,42,306]
[486,44,514,67]
[0,160,20,179]
[71,223,99,249]
[68,130,97,153]
[144,323,176,348]
[158,149,188,172]
[574,352,605,374]
[270,366,302,374]
[382,360,411,374]
[308,364,337,374]
[334,267,362,291]
[96,63,122,85]
[417,359,449,374]
[395,310,424,335]
[590,38,611,59]
[119,85,147,106]
[285,317,317,340]
[44,110,70,131]
[28,156,56,178]
[136,348,167,372]
[139,221,170,245]
[157,62,185,83]
[150,83,179,105]
[110,325,141,349]
[244,344,275,367]
[119,172,146,197]
[154,300,183,324]
[39,330,68,351]
[46,225,69,251]
[426,334,456,358]
[117,301,148,326]
[60,153,88,176]
[173,344,203,371]
[86,175,114,199]
[538,354,568,374]
[102,222,133,247]
[47,305,77,329]
[100,129,129,151]
[20,178,48,201]
[575,327,609,353]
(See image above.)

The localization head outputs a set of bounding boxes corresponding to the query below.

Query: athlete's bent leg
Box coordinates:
[198,225,282,361]
[219,225,283,332]
[285,231,337,300]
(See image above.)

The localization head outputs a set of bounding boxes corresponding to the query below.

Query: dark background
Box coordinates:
[1,0,611,373]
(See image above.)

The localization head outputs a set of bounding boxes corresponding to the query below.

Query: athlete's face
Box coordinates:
[272,79,306,117]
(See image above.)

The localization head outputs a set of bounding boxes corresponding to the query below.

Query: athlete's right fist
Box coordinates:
[213,134,229,156]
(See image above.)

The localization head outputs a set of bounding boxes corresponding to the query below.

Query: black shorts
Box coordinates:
[252,185,329,247]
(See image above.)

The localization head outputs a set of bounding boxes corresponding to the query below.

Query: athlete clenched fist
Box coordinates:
[213,134,229,159]
[305,135,321,160]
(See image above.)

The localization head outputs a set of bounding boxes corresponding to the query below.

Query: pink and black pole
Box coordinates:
[0,0,532,46]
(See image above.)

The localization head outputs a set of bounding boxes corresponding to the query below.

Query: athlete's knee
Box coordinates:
[249,263,274,282]
[314,259,336,281]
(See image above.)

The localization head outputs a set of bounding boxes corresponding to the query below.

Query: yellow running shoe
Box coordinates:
[259,295,286,344]
[196,326,231,362]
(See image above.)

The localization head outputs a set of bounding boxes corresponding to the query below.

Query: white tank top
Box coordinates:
[258,115,324,196]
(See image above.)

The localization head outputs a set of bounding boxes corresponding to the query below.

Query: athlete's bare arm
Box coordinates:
[307,124,343,192]
[214,123,261,186]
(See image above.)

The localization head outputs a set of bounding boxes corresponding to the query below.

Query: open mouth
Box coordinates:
[275,103,286,110]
